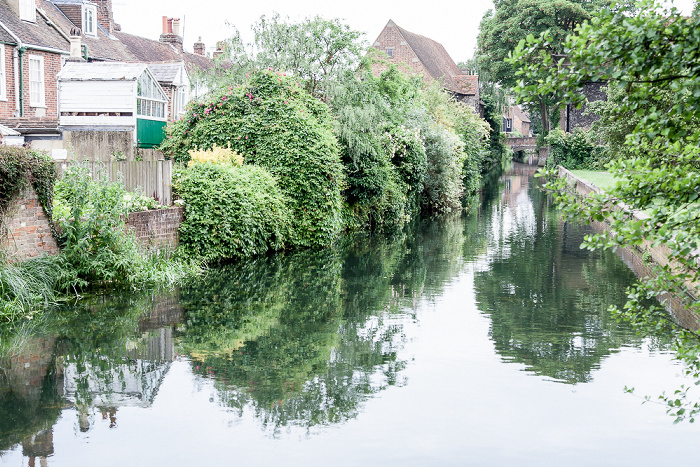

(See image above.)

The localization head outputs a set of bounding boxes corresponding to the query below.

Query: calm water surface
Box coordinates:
[2,163,699,466]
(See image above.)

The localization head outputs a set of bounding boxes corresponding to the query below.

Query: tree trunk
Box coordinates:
[539,98,549,136]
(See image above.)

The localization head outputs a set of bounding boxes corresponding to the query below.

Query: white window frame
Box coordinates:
[28,54,45,107]
[0,44,6,100]
[82,4,97,37]
[385,48,394,58]
[19,0,36,22]
[136,71,168,121]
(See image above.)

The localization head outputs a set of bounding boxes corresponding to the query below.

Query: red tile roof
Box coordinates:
[390,21,477,97]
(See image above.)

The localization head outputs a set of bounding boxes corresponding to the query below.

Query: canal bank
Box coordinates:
[557,166,700,330]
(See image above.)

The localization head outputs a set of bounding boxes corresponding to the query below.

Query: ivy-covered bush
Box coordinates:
[161,70,345,248]
[0,146,57,226]
[173,163,290,262]
[545,129,605,170]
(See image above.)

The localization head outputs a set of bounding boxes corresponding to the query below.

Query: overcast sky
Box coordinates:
[111,0,697,64]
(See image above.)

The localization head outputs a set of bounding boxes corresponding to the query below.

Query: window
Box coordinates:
[28,55,45,107]
[385,48,394,58]
[136,71,167,121]
[503,117,512,132]
[0,44,6,100]
[19,0,36,22]
[82,5,97,37]
[175,86,187,118]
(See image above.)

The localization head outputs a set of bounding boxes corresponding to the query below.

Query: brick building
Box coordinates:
[0,0,215,154]
[503,105,531,136]
[370,20,480,115]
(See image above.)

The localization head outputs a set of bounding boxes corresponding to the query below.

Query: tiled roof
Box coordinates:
[58,61,146,80]
[148,62,182,83]
[454,75,478,95]
[41,0,135,61]
[513,105,531,123]
[114,31,213,73]
[0,0,68,52]
[389,20,477,97]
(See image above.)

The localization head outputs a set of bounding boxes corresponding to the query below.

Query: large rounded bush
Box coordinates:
[174,163,291,262]
[162,70,345,248]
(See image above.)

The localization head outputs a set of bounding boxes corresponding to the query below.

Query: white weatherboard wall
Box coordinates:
[59,80,136,128]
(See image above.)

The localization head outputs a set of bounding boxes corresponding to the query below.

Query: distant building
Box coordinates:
[370,20,481,115]
[503,105,531,136]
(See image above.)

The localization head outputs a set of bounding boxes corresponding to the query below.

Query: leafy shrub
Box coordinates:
[545,129,605,170]
[161,70,345,248]
[174,163,291,262]
[0,147,57,233]
[54,166,199,291]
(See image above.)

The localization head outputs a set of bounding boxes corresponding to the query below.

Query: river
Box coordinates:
[1,163,699,466]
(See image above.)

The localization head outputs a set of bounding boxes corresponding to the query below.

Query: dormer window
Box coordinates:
[83,4,97,37]
[20,0,36,22]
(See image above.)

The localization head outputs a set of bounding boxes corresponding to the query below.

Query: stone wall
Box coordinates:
[1,188,59,261]
[558,166,700,329]
[125,206,184,253]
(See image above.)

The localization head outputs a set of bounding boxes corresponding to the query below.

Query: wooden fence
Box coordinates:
[59,160,173,205]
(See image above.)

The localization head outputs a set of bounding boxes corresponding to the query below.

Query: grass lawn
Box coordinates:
[569,170,619,191]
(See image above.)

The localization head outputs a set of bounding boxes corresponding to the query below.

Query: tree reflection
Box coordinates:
[474,168,646,383]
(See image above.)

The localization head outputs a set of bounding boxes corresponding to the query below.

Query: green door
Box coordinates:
[137,118,167,148]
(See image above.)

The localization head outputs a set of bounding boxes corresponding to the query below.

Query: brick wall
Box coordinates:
[0,47,63,121]
[1,188,59,261]
[371,24,426,78]
[124,206,184,253]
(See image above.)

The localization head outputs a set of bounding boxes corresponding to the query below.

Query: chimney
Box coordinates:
[67,27,84,61]
[193,37,205,56]
[159,16,183,53]
[91,0,114,35]
[212,41,225,61]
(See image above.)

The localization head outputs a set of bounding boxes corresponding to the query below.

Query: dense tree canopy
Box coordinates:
[477,0,602,131]
[510,0,700,422]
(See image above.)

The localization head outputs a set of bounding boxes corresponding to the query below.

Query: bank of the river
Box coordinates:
[557,165,700,330]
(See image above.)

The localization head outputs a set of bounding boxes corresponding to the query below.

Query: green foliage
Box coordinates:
[545,129,605,169]
[173,163,290,262]
[478,0,600,132]
[54,166,200,291]
[515,1,700,421]
[197,14,365,98]
[0,254,62,323]
[162,70,345,248]
[329,66,425,230]
[0,147,58,235]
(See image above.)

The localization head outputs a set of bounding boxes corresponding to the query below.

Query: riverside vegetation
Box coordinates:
[507,0,700,422]
[2,16,498,325]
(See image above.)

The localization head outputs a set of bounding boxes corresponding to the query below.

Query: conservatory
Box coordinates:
[57,62,169,148]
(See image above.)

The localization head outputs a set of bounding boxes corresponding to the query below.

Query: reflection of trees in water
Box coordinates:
[474,167,646,383]
[178,217,468,432]
[0,293,178,449]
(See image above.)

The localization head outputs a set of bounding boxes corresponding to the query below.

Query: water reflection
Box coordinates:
[473,165,646,383]
[0,163,680,463]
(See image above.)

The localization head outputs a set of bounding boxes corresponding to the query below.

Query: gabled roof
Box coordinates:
[114,31,213,73]
[148,61,186,84]
[57,61,147,80]
[375,20,476,97]
[513,105,530,123]
[0,0,69,52]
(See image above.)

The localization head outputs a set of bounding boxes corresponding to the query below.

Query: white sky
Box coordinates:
[111,0,697,63]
